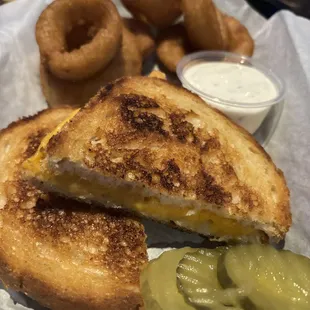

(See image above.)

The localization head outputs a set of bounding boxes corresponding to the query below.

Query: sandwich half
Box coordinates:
[24,76,291,243]
[0,108,147,310]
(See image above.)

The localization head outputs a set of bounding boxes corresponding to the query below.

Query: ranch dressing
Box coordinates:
[184,62,278,104]
[182,62,281,134]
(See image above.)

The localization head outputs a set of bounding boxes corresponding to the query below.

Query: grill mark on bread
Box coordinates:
[31,195,146,280]
[170,112,198,143]
[24,130,48,159]
[42,76,291,239]
[119,93,159,109]
[196,170,232,205]
[81,82,282,214]
[4,180,147,283]
[86,148,127,177]
[98,82,115,100]
[201,136,221,152]
[0,108,147,308]
[240,188,261,211]
[2,110,147,276]
[4,187,147,283]
[4,179,41,211]
[118,94,168,136]
[85,144,185,192]
[158,159,182,190]
[47,130,65,155]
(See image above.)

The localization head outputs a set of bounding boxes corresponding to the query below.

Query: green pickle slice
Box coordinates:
[140,248,197,310]
[218,244,310,310]
[140,264,163,310]
[177,248,245,309]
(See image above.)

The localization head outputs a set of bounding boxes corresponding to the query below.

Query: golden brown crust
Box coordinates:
[148,70,166,80]
[41,26,142,107]
[45,76,291,239]
[122,0,182,29]
[156,23,192,73]
[0,108,147,309]
[36,0,122,80]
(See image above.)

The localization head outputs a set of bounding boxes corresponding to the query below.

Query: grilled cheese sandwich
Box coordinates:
[1,108,147,310]
[24,124,255,239]
[24,76,291,242]
[25,161,255,238]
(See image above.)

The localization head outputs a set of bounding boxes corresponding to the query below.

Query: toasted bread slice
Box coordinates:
[0,108,147,310]
[24,76,291,242]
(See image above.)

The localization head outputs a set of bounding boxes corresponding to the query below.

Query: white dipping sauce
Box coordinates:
[184,62,278,103]
[183,62,280,134]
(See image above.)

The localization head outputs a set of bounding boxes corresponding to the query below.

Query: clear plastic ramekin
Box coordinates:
[176,51,285,134]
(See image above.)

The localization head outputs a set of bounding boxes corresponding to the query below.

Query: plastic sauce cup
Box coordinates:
[176,51,285,134]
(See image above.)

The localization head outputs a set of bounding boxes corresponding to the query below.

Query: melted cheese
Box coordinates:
[24,110,255,238]
[24,109,80,174]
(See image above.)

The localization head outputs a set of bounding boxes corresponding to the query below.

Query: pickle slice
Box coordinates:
[141,264,162,310]
[177,248,245,309]
[140,248,196,310]
[218,244,310,310]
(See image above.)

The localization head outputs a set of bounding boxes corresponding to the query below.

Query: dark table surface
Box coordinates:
[246,0,310,18]
[0,0,309,19]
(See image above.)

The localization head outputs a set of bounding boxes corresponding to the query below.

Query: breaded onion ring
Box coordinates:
[121,0,182,28]
[156,23,192,73]
[123,18,155,59]
[36,0,122,81]
[182,0,228,50]
[225,15,254,57]
[41,26,142,107]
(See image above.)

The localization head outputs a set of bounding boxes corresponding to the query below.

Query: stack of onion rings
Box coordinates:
[36,0,123,81]
[36,0,255,104]
[156,0,254,72]
[121,0,182,28]
[40,26,142,107]
[37,0,147,107]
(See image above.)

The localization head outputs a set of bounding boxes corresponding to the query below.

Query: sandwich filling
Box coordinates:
[24,111,259,240]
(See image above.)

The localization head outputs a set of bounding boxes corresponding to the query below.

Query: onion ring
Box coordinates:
[156,23,192,73]
[121,0,182,28]
[182,0,228,50]
[36,0,122,81]
[182,0,254,56]
[123,18,155,59]
[41,26,142,107]
[224,15,254,57]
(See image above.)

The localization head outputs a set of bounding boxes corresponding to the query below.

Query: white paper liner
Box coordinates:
[0,0,310,308]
